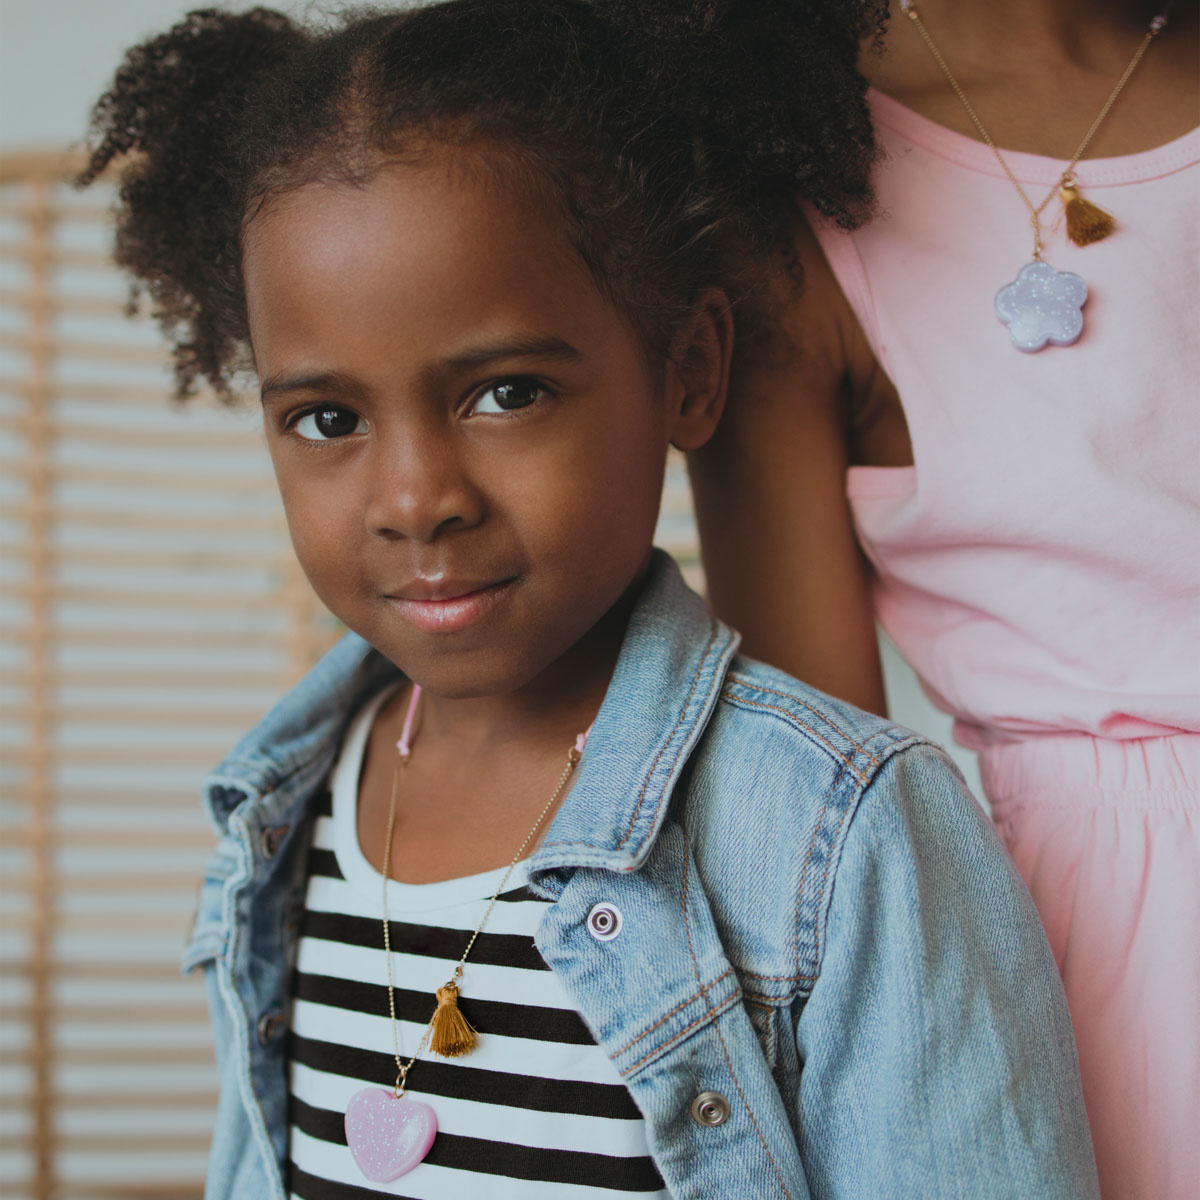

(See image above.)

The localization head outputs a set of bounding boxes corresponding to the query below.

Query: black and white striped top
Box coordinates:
[286,690,670,1199]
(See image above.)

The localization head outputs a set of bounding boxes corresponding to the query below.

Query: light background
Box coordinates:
[0,0,982,797]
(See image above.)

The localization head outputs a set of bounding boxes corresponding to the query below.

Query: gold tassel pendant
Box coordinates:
[429,982,477,1058]
[1059,183,1116,247]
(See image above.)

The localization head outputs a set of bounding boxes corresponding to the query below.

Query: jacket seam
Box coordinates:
[725,676,887,770]
[743,992,784,1009]
[617,623,719,850]
[621,988,745,1075]
[788,757,849,981]
[799,737,926,985]
[716,689,890,983]
[720,690,877,785]
[679,826,795,1200]
[805,776,863,981]
[612,967,737,1057]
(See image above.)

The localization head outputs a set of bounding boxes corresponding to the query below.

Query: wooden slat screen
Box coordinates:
[0,149,702,1200]
[0,150,338,1200]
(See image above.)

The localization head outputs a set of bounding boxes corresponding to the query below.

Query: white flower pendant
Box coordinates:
[994,260,1087,352]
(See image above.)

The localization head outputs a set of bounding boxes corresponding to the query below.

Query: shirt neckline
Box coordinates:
[867,86,1200,187]
[329,683,533,912]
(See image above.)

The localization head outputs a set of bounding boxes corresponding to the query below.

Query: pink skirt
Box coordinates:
[983,734,1200,1200]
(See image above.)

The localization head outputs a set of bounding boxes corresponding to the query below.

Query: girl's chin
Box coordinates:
[374,644,554,701]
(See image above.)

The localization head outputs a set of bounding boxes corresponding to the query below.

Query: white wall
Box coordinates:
[0,0,322,148]
[0,0,984,800]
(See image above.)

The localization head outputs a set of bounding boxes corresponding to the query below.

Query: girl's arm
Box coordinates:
[688,219,889,715]
[792,745,1100,1198]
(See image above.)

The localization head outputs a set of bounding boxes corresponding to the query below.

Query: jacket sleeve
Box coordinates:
[790,744,1100,1200]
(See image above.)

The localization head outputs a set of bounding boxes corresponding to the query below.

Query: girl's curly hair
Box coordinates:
[80,0,886,399]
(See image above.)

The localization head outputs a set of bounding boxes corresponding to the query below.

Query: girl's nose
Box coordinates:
[363,434,485,544]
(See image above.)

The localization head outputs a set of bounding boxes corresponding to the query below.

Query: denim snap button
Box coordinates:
[690,1091,730,1127]
[256,1011,286,1045]
[586,902,622,941]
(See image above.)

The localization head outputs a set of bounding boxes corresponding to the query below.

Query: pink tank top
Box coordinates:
[811,89,1200,751]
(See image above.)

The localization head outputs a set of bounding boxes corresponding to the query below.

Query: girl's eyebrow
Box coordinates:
[259,338,585,404]
[260,369,359,405]
[443,335,584,370]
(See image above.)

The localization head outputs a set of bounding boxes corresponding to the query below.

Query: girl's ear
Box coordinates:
[665,288,733,452]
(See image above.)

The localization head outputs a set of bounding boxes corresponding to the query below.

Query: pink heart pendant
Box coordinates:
[344,1087,437,1182]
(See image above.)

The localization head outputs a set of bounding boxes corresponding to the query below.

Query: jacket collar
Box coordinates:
[203,633,399,831]
[530,552,738,875]
[204,550,739,869]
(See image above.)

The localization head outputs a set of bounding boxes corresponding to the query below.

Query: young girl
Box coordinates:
[83,3,1098,1198]
[689,2,1199,1196]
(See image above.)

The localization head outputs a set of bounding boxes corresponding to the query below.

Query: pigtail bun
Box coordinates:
[79,8,307,397]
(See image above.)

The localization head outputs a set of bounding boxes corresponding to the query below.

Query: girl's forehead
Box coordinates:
[246,145,566,257]
[252,160,535,263]
[241,158,628,377]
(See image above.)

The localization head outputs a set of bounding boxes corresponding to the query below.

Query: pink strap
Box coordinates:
[396,684,422,758]
[397,682,594,758]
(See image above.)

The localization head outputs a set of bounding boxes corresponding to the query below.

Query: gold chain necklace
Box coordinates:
[898,0,1170,351]
[343,683,588,1183]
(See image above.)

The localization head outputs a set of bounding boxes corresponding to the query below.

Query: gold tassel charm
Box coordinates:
[429,982,477,1058]
[1059,182,1116,247]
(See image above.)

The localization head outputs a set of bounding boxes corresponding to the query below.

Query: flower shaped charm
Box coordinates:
[994,261,1087,352]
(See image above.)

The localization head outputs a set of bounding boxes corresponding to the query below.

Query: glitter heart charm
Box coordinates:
[994,260,1087,352]
[345,1087,437,1182]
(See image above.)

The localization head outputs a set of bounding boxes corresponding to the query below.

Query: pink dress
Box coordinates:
[810,88,1200,1200]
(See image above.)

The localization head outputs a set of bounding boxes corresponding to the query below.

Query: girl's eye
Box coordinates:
[292,407,368,441]
[470,379,544,415]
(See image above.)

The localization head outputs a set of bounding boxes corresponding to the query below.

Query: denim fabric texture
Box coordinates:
[184,551,1099,1199]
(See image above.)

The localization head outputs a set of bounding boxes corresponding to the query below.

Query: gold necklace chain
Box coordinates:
[380,705,582,1099]
[900,0,1168,260]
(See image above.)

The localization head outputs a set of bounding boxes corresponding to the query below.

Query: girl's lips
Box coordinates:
[385,579,514,633]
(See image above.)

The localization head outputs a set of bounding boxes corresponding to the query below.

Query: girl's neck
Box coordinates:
[900,0,1164,61]
[863,0,1198,160]
[355,562,652,886]
[413,625,620,760]
[389,563,641,762]
[355,582,637,885]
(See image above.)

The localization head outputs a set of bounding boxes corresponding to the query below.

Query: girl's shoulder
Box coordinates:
[684,653,1000,990]
[706,651,926,796]
[701,650,983,851]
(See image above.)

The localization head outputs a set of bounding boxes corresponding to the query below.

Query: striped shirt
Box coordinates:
[286,690,670,1199]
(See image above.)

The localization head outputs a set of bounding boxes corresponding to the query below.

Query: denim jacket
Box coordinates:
[184,551,1099,1199]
